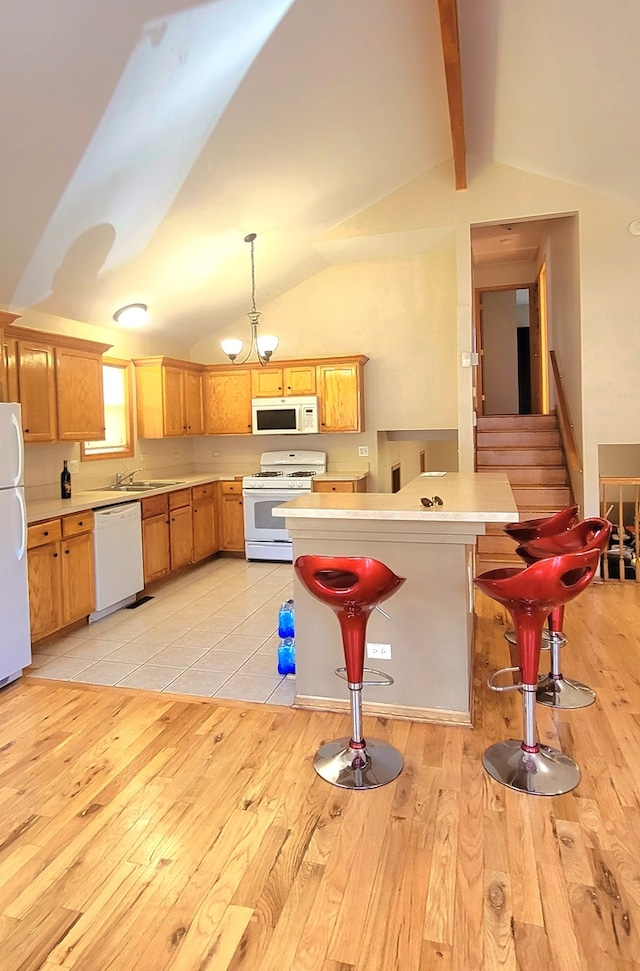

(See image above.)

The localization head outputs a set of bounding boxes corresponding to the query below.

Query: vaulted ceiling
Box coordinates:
[1,0,639,344]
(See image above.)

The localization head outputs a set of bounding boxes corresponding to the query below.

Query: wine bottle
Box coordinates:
[60,460,71,499]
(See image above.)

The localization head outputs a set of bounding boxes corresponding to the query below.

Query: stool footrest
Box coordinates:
[487,666,522,692]
[334,666,394,687]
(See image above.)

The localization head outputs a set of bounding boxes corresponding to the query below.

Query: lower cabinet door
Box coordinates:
[62,533,95,624]
[170,504,194,570]
[142,514,171,583]
[28,543,63,640]
[192,499,217,561]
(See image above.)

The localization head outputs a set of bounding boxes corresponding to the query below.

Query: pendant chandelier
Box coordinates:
[220,233,279,366]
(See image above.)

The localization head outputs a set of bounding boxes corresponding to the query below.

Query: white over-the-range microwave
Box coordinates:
[251,396,319,435]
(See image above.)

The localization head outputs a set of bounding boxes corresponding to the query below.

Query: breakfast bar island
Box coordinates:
[273,472,518,726]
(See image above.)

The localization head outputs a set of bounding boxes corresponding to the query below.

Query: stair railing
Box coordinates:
[549,350,582,507]
[600,477,640,582]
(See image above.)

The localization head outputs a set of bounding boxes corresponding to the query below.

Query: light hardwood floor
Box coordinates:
[1,580,639,970]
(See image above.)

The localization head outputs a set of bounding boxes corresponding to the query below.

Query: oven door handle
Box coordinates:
[242,489,309,499]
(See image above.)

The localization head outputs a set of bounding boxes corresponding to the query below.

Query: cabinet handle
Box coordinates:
[43,530,49,536]
[25,428,29,433]
[78,520,83,526]
[64,548,70,554]
[53,552,58,558]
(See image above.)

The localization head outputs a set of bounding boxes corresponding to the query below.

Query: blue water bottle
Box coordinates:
[277,637,296,676]
[278,599,295,639]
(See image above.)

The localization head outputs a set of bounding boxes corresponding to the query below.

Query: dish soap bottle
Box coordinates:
[60,460,72,499]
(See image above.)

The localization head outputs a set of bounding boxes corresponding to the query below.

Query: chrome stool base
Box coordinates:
[536,675,596,709]
[314,738,403,790]
[482,739,580,796]
[505,627,567,648]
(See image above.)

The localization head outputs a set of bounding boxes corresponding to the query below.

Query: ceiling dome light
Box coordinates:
[113,303,148,328]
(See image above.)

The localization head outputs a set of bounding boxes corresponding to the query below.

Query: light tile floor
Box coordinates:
[27,558,297,706]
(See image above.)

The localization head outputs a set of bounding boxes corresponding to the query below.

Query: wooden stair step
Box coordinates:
[476,429,561,447]
[511,485,572,506]
[477,447,565,466]
[476,414,559,431]
[477,533,520,555]
[482,465,569,485]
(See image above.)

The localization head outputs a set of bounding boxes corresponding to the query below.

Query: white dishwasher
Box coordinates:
[89,502,144,622]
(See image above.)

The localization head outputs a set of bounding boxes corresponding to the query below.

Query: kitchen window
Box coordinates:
[81,358,134,461]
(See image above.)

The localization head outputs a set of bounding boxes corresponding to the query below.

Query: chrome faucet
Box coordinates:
[115,467,143,486]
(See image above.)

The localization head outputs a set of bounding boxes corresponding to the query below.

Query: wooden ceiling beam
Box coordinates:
[437,0,467,190]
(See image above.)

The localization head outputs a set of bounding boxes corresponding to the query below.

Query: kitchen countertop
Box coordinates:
[26,470,369,525]
[273,471,517,523]
[26,473,244,524]
[313,471,369,482]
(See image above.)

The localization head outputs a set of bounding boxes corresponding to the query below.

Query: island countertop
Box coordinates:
[274,471,518,726]
[273,471,518,523]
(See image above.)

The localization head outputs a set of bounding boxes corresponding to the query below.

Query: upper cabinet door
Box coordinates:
[251,367,283,398]
[55,347,105,441]
[205,369,252,435]
[317,362,364,433]
[283,365,316,396]
[183,369,204,436]
[162,366,186,436]
[18,340,57,442]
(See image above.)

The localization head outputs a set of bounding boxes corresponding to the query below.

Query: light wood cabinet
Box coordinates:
[27,513,95,641]
[251,364,317,398]
[206,356,365,435]
[313,479,367,494]
[133,357,205,438]
[16,338,58,442]
[5,323,111,443]
[168,489,193,570]
[284,364,316,396]
[140,493,171,583]
[0,311,21,402]
[317,359,366,432]
[251,367,284,398]
[218,481,245,552]
[55,346,106,442]
[192,482,217,561]
[141,489,196,582]
[204,369,252,435]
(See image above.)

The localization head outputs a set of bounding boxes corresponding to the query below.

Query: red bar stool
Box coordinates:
[294,554,405,790]
[474,548,600,795]
[503,504,579,545]
[514,517,612,708]
[503,505,579,648]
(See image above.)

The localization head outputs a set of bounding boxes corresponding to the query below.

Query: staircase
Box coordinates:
[476,413,572,571]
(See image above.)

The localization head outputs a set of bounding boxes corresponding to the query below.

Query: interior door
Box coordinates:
[474,283,545,415]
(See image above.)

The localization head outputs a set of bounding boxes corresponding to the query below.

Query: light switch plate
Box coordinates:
[358,446,369,457]
[69,460,79,474]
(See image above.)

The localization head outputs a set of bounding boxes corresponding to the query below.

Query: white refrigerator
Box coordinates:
[0,402,31,686]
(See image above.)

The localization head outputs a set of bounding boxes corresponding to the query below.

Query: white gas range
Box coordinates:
[243,450,327,561]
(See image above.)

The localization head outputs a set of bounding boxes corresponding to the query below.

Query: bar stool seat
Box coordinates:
[503,504,579,544]
[295,554,405,790]
[474,548,600,795]
[514,517,612,708]
[503,505,579,648]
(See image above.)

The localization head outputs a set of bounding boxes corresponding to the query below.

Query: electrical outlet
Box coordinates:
[69,460,79,474]
[367,642,392,660]
[358,446,369,457]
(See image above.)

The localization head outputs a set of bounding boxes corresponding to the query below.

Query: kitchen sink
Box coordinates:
[92,480,185,493]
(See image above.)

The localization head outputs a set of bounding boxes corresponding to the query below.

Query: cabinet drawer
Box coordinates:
[192,482,215,502]
[313,481,356,493]
[28,519,62,549]
[141,494,169,519]
[169,488,191,510]
[221,480,242,494]
[62,511,94,536]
